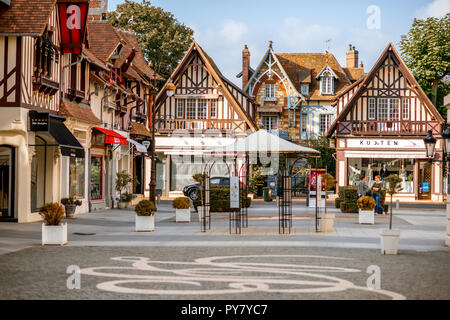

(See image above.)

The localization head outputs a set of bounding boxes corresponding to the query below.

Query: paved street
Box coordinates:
[0,201,448,300]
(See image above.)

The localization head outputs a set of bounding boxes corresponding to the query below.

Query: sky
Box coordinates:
[108,0,450,86]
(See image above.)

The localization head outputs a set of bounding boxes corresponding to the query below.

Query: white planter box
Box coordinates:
[380,229,400,255]
[135,214,155,232]
[176,208,190,222]
[319,213,335,232]
[359,210,375,224]
[42,223,67,246]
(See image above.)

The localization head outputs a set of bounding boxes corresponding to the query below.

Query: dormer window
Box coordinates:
[320,72,333,95]
[301,84,309,96]
[317,65,337,95]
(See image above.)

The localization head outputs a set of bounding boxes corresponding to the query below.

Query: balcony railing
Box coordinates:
[338,120,441,136]
[155,118,246,132]
[102,99,116,110]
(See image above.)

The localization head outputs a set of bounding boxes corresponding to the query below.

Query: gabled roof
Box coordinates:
[316,64,339,79]
[154,41,257,131]
[0,0,56,35]
[58,101,102,125]
[244,46,306,101]
[87,21,121,62]
[275,52,352,100]
[326,43,444,137]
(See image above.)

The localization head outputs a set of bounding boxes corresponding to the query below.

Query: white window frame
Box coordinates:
[262,116,278,131]
[378,98,400,121]
[402,98,409,120]
[301,84,309,96]
[368,97,376,120]
[210,99,217,118]
[176,99,184,118]
[265,83,275,98]
[319,114,332,134]
[320,73,333,95]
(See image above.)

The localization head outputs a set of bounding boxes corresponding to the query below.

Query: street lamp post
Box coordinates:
[423,128,450,246]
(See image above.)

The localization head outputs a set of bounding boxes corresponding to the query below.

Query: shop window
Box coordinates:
[69,157,85,198]
[348,158,414,193]
[90,156,103,200]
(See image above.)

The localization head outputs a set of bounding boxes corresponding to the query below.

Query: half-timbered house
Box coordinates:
[0,0,94,221]
[327,43,445,202]
[240,42,363,143]
[153,42,257,196]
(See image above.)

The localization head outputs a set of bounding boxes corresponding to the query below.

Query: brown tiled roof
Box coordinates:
[115,29,164,81]
[87,21,121,61]
[275,53,352,101]
[59,101,102,124]
[82,47,108,70]
[130,122,151,137]
[343,67,365,81]
[0,0,56,35]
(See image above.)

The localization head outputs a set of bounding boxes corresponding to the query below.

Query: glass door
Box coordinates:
[0,146,14,219]
[90,155,103,200]
[418,161,432,200]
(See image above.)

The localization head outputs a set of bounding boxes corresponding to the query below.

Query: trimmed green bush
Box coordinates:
[172,197,190,209]
[338,186,358,213]
[193,185,251,212]
[335,198,342,209]
[340,202,359,213]
[134,200,156,216]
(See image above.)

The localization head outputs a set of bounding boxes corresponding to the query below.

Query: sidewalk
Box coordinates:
[0,200,448,255]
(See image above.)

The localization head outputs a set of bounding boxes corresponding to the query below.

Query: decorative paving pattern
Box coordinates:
[80,254,406,299]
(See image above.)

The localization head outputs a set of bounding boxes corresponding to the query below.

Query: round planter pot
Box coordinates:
[359,210,374,224]
[42,223,67,246]
[176,208,191,222]
[135,214,155,232]
[64,204,76,217]
[380,229,400,255]
[118,201,128,209]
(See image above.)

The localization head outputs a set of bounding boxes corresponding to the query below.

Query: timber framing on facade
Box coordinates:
[154,41,257,133]
[327,42,445,202]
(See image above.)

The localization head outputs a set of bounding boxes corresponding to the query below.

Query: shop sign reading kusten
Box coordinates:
[347,139,425,149]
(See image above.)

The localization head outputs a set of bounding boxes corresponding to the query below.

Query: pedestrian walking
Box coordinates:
[371,175,384,214]
[357,175,368,198]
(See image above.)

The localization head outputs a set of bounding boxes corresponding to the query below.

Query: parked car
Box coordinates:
[183,177,230,200]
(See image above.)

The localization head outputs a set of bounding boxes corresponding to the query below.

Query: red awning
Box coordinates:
[94,127,127,145]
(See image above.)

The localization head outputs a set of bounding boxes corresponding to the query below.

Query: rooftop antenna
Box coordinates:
[325,39,331,64]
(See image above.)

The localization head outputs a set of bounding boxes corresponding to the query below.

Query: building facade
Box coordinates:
[239,42,363,143]
[327,43,445,202]
[153,42,257,196]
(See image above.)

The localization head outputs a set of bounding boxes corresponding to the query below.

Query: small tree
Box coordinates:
[192,173,208,206]
[322,173,336,214]
[384,174,403,230]
[115,171,134,202]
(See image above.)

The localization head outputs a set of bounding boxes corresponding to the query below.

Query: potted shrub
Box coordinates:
[380,174,403,255]
[39,202,67,246]
[192,173,208,221]
[115,171,134,209]
[357,196,376,224]
[61,197,82,218]
[134,200,157,232]
[173,196,191,222]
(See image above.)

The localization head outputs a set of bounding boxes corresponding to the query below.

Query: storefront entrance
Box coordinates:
[0,146,15,220]
[418,161,432,200]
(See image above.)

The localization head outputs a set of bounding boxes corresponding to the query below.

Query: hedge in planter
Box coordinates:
[338,186,358,213]
[335,198,342,209]
[193,186,251,212]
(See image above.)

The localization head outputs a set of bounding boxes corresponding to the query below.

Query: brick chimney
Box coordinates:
[88,0,108,21]
[346,44,359,68]
[242,44,250,90]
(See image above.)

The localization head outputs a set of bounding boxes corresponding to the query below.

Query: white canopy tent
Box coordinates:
[206,129,320,156]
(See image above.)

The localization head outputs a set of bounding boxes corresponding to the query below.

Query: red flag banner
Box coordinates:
[58,1,89,54]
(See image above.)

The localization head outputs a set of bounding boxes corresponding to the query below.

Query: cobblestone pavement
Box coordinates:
[0,246,448,300]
